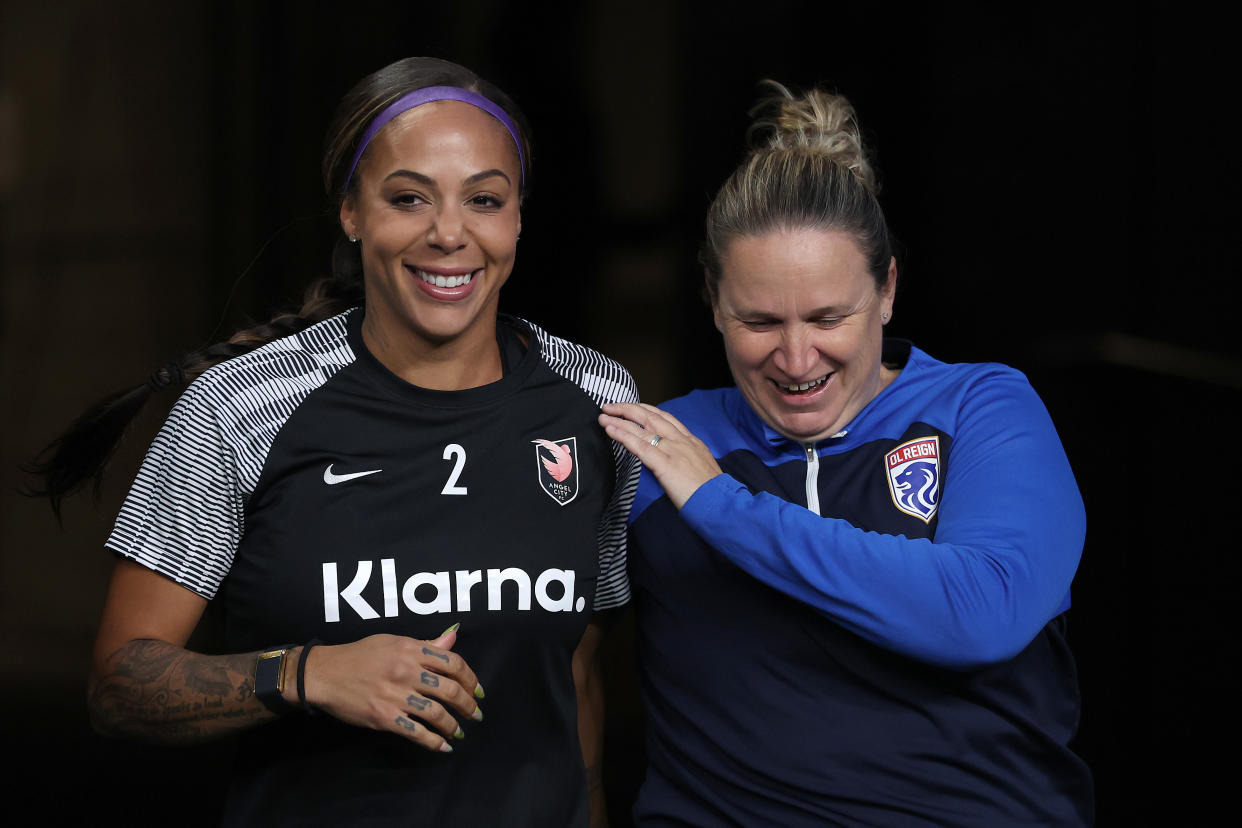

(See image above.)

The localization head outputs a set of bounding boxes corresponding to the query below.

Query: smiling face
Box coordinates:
[340,100,522,371]
[713,227,896,443]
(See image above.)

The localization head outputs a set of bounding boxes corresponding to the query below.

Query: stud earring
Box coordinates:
[348,234,359,243]
[881,312,890,322]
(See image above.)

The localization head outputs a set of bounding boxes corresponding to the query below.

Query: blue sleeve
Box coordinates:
[677,374,1085,669]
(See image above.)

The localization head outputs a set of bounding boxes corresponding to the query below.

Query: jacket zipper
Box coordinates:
[804,443,821,516]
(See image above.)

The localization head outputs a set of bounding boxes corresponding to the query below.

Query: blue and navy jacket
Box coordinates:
[627,340,1093,827]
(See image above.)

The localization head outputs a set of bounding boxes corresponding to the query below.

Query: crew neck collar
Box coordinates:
[345,308,538,408]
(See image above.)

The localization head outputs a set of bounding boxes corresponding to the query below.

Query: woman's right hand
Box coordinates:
[300,628,484,753]
[90,560,483,751]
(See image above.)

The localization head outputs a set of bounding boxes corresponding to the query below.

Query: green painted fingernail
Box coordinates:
[439,742,454,753]
[471,706,484,722]
[440,622,460,637]
[474,682,485,699]
[453,726,465,740]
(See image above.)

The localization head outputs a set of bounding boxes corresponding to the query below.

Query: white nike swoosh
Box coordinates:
[323,464,383,485]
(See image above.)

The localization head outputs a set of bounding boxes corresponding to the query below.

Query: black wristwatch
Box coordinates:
[254,644,297,715]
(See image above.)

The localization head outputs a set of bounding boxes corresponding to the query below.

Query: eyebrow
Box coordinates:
[383,168,512,187]
[729,302,860,320]
[464,168,511,187]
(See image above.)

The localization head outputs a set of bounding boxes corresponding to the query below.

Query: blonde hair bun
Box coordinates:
[699,80,893,299]
[747,81,876,193]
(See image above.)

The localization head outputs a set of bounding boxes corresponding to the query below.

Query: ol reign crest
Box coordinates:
[885,436,940,523]
[532,437,579,505]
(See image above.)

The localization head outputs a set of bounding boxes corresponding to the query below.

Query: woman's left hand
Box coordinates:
[599,402,722,510]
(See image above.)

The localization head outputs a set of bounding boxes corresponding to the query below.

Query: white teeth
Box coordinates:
[417,269,475,288]
[779,375,828,392]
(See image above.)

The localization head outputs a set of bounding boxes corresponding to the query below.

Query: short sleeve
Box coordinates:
[591,370,640,611]
[105,379,244,599]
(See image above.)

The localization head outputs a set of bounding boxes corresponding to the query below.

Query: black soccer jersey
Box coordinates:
[106,309,640,826]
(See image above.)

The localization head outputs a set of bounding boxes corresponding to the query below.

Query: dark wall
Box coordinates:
[2,2,1237,825]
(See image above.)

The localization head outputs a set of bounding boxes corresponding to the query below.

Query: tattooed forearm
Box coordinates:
[88,639,272,744]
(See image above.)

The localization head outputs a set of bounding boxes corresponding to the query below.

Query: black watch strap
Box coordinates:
[254,645,298,715]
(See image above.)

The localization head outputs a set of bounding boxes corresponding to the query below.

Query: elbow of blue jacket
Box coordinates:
[931,619,1041,671]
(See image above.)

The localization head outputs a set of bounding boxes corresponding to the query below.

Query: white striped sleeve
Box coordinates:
[105,378,243,599]
[104,311,353,599]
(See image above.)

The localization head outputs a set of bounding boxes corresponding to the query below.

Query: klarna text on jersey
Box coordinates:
[322,560,587,622]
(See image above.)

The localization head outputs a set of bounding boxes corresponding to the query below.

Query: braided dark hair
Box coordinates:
[26,57,532,517]
[25,273,362,517]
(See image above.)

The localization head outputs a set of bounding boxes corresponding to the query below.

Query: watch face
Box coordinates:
[255,647,295,710]
[258,648,286,691]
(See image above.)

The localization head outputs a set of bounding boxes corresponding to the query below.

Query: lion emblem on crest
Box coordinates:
[885,436,941,523]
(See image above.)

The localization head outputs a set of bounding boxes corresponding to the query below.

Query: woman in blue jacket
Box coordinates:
[601,83,1093,826]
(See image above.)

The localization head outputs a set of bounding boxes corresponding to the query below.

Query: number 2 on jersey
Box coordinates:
[441,444,468,495]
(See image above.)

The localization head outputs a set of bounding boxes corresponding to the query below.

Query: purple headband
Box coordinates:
[343,85,525,193]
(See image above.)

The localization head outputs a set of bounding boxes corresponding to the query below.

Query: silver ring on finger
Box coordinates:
[649,434,663,447]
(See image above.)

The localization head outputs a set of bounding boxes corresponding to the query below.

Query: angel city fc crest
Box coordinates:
[532,437,579,505]
[885,436,941,523]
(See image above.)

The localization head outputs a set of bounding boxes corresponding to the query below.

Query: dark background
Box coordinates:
[2,2,1237,825]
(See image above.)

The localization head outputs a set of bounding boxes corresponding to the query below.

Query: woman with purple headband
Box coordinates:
[32,57,638,826]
